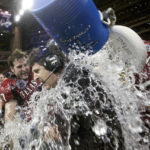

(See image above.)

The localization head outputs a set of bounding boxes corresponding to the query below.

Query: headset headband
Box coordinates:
[34,47,49,63]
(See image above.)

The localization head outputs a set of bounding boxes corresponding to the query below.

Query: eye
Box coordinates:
[33,69,39,73]
[17,65,22,69]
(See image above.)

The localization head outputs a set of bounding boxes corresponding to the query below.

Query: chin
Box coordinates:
[44,85,51,90]
[21,75,29,80]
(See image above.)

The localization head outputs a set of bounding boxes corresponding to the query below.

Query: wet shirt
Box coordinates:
[57,64,125,150]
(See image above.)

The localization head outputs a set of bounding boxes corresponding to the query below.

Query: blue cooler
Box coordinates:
[30,0,109,54]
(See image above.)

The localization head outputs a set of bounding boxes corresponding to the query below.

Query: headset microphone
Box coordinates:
[37,68,57,91]
[35,47,62,91]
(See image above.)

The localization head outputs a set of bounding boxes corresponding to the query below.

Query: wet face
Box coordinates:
[0,74,5,83]
[32,63,59,90]
[11,57,30,80]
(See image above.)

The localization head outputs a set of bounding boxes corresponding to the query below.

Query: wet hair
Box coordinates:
[28,44,68,73]
[8,49,28,67]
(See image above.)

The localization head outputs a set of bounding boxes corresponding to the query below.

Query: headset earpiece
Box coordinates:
[44,55,62,72]
[35,47,63,91]
[34,46,62,72]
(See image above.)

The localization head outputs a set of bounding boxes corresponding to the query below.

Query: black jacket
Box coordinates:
[59,64,125,150]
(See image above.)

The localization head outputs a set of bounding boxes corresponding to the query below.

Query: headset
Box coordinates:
[43,54,62,72]
[35,47,62,72]
[35,47,63,91]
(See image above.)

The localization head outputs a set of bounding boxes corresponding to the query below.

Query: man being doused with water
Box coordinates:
[27,43,125,150]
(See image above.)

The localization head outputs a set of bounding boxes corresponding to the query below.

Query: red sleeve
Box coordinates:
[0,78,14,105]
[135,52,150,85]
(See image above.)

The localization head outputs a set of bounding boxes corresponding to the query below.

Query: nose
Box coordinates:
[33,73,39,81]
[22,65,28,72]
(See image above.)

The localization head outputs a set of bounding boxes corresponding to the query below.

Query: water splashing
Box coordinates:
[0,41,150,150]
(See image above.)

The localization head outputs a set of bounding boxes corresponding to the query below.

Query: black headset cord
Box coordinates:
[37,68,57,91]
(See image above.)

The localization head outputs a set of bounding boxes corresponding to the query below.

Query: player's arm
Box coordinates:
[0,79,18,123]
[0,101,3,118]
[4,100,18,123]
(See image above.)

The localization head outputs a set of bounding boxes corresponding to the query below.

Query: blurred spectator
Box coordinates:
[0,73,6,119]
[0,73,5,84]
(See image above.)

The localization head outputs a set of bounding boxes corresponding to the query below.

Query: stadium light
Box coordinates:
[19,9,24,16]
[22,0,33,10]
[15,15,20,22]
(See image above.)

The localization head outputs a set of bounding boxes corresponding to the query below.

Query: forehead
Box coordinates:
[32,63,45,71]
[13,57,27,66]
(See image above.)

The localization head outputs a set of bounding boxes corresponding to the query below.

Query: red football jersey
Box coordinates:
[0,78,14,105]
[141,41,150,83]
[0,72,40,106]
[136,41,150,128]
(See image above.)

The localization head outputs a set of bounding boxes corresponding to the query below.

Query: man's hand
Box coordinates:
[44,125,60,142]
[4,100,17,123]
[0,110,2,118]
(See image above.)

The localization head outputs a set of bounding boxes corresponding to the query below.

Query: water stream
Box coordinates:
[0,40,150,150]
